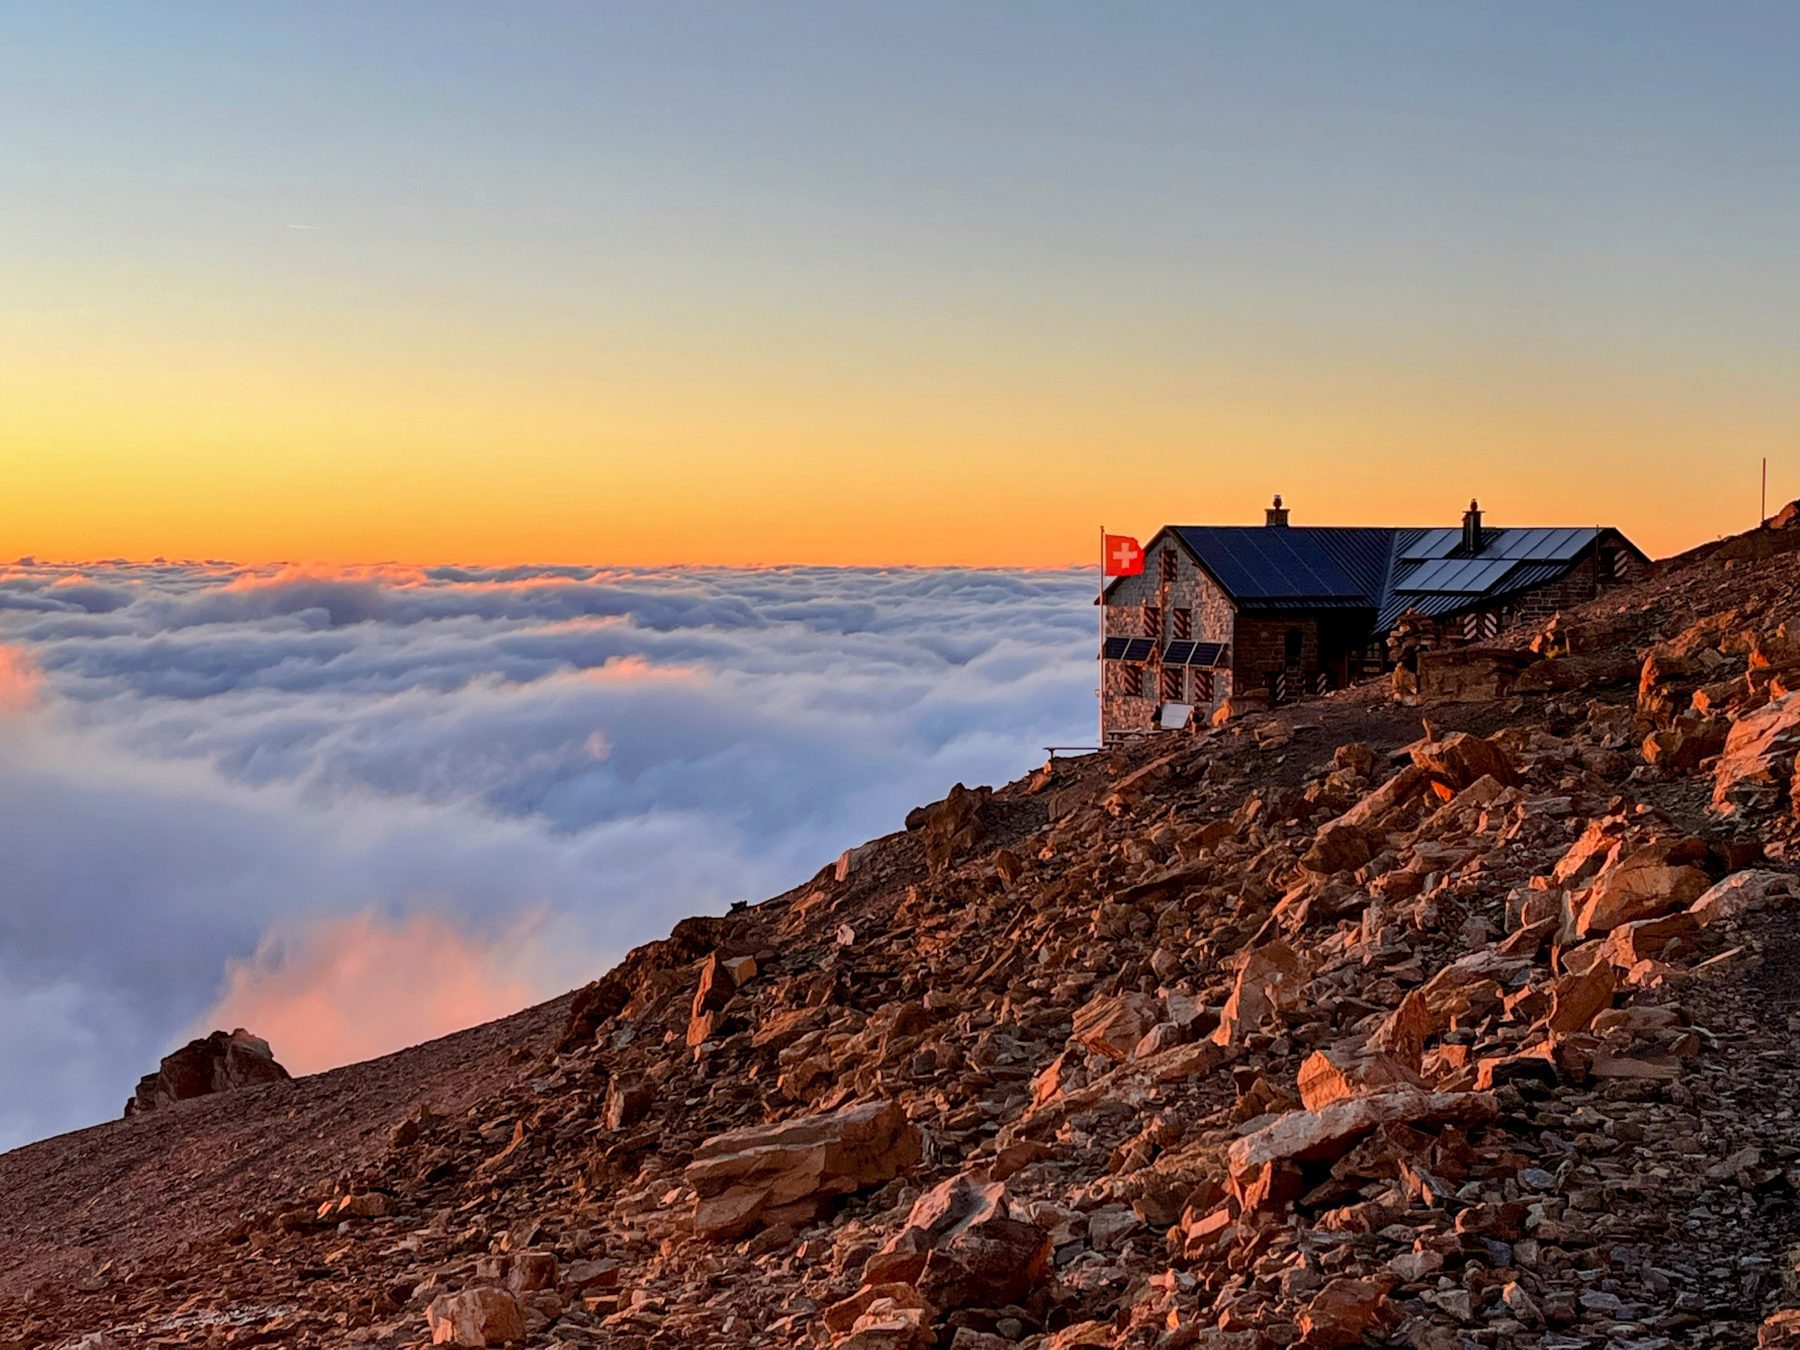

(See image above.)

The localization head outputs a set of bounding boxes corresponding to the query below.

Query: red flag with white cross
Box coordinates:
[1103,534,1144,576]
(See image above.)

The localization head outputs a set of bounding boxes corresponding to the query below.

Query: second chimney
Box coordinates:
[1463,498,1484,553]
[1266,494,1290,527]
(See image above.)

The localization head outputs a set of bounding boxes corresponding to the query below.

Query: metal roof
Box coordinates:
[1110,519,1641,643]
[1375,589,1478,631]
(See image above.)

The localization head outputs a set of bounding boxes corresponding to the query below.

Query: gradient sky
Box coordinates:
[4,2,1798,564]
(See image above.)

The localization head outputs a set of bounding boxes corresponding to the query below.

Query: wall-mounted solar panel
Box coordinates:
[1190,642,1229,667]
[1102,637,1129,660]
[1163,639,1197,665]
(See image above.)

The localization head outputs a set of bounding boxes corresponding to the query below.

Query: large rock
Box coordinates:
[1296,1048,1420,1110]
[861,1173,1050,1311]
[1691,869,1798,926]
[124,1029,290,1117]
[1296,1277,1397,1349]
[1714,692,1800,814]
[1070,992,1159,1061]
[686,1099,921,1240]
[1643,716,1728,773]
[1212,941,1306,1046]
[909,782,989,873]
[425,1288,525,1346]
[1299,821,1373,875]
[1410,732,1520,790]
[1227,1089,1498,1182]
[1572,839,1712,936]
[1415,647,1535,702]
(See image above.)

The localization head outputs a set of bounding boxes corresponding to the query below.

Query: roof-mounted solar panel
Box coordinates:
[1397,557,1516,594]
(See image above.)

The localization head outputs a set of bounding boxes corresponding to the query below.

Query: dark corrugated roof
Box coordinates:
[1139,522,1636,639]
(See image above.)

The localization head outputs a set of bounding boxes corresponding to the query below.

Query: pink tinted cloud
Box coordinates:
[0,645,44,712]
[201,909,546,1075]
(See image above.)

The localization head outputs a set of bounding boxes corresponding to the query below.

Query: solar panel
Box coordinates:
[1481,527,1597,562]
[1126,637,1155,661]
[1102,636,1129,660]
[1399,527,1461,561]
[1163,639,1197,665]
[1170,527,1373,600]
[1400,557,1518,594]
[1189,641,1229,667]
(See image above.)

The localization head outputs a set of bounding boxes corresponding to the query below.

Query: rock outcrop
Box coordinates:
[123,1028,290,1116]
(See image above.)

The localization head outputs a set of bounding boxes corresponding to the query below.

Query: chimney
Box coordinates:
[1462,498,1484,554]
[1265,493,1290,528]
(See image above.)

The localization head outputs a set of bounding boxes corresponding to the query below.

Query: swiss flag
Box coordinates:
[1103,534,1144,576]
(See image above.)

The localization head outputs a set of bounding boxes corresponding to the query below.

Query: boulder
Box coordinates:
[1544,961,1616,1035]
[425,1288,525,1347]
[862,1173,1050,1311]
[686,1099,921,1240]
[1299,821,1373,875]
[1296,1048,1420,1110]
[124,1029,290,1116]
[1212,941,1306,1046]
[1070,992,1159,1061]
[906,782,989,873]
[1415,647,1535,702]
[1691,869,1798,926]
[1642,716,1727,772]
[1410,732,1520,790]
[1572,839,1712,936]
[1228,1089,1497,1177]
[1296,1277,1397,1349]
[556,974,630,1051]
[1713,692,1800,814]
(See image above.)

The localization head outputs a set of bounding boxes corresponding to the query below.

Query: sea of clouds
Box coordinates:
[0,558,1095,1149]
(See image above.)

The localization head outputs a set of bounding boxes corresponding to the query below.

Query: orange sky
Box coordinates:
[5,5,1796,567]
[1,334,1777,564]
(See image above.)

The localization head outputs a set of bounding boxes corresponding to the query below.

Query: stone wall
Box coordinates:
[1233,616,1319,699]
[1100,536,1235,742]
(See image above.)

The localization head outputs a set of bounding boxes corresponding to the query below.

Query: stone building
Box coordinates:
[1099,498,1648,744]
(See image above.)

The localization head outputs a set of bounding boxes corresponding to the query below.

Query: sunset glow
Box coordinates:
[6,4,1799,564]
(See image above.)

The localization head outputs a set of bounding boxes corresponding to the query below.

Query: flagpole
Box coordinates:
[1098,524,1105,748]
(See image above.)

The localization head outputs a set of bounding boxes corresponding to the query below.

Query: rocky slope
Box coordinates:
[11,528,1800,1348]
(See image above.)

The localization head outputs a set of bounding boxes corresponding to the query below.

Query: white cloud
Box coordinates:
[0,560,1095,1148]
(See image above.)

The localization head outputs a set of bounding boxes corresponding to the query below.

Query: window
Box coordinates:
[1109,662,1149,698]
[1160,666,1184,701]
[1194,670,1214,702]
[1283,627,1302,667]
[1159,548,1177,585]
[1172,608,1192,639]
[1142,605,1161,638]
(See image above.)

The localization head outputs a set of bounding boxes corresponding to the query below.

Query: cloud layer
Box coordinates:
[0,559,1094,1148]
